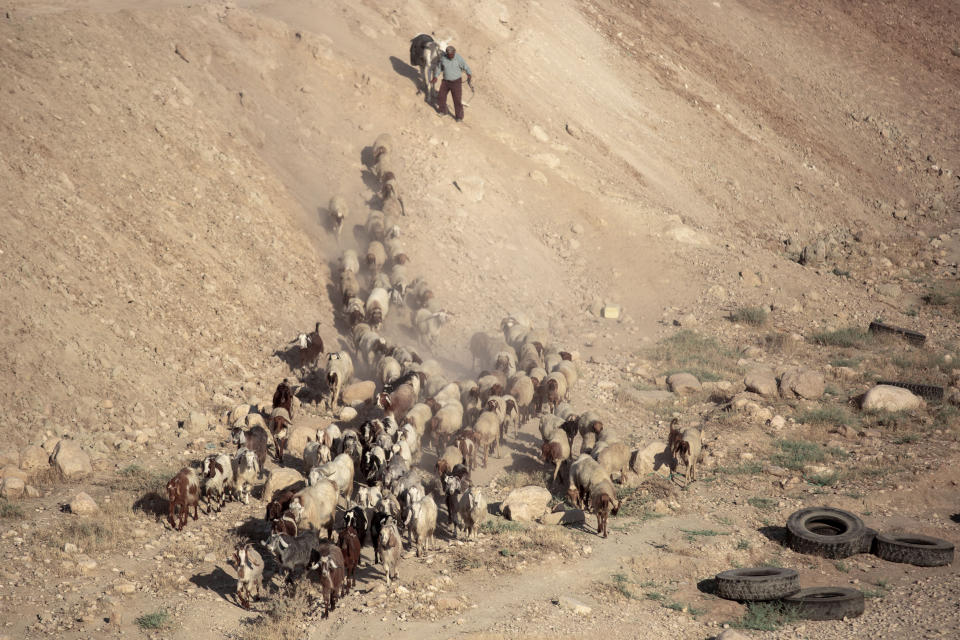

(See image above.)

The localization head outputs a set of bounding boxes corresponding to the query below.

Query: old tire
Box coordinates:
[786,507,865,559]
[714,567,800,601]
[859,527,878,555]
[783,587,865,621]
[874,533,954,567]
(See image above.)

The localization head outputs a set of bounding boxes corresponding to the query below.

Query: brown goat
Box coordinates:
[309,545,346,618]
[272,509,299,537]
[265,488,297,522]
[272,381,294,417]
[231,425,269,471]
[166,467,200,531]
[268,412,290,463]
[296,324,324,370]
[336,526,362,590]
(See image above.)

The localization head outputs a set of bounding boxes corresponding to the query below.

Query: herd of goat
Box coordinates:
[162,132,704,617]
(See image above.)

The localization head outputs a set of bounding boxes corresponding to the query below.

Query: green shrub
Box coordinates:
[797,405,856,426]
[732,602,801,631]
[812,328,872,348]
[136,611,169,630]
[730,306,768,326]
[0,499,24,519]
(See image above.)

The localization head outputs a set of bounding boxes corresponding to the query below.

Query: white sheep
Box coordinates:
[413,308,452,345]
[329,195,348,238]
[341,249,360,274]
[365,287,391,330]
[308,453,355,505]
[377,518,402,586]
[324,351,354,410]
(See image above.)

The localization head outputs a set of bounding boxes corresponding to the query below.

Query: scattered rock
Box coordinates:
[187,411,208,432]
[436,597,461,610]
[529,170,548,185]
[716,630,751,640]
[601,305,621,320]
[75,555,98,573]
[744,369,778,397]
[263,467,305,499]
[667,372,701,394]
[24,485,40,498]
[0,476,25,500]
[530,125,549,142]
[70,492,99,515]
[779,367,825,400]
[674,312,698,327]
[768,415,786,429]
[454,175,485,202]
[861,385,922,412]
[62,543,78,553]
[501,486,552,522]
[554,595,592,616]
[565,123,582,139]
[876,283,902,298]
[52,440,92,478]
[338,406,358,422]
[0,448,18,467]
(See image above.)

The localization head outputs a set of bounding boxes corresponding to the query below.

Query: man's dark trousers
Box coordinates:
[437,78,464,120]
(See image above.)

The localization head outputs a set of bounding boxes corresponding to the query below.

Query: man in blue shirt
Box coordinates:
[431,45,472,122]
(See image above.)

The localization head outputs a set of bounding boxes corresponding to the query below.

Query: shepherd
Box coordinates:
[431,45,473,122]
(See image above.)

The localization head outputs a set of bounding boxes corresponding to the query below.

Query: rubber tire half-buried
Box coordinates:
[874,533,954,567]
[786,507,865,559]
[714,567,800,601]
[782,587,865,621]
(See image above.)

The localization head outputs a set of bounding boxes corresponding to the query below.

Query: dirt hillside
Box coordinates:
[0,0,958,638]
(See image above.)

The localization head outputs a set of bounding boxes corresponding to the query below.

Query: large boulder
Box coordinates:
[52,440,92,478]
[861,385,922,412]
[286,426,315,458]
[263,467,305,500]
[0,448,19,467]
[69,492,99,515]
[779,367,825,400]
[0,476,25,500]
[744,369,778,397]
[501,485,552,522]
[19,445,49,472]
[630,442,672,477]
[667,372,702,394]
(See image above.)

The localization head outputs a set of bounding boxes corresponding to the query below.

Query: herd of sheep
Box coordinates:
[161,132,704,617]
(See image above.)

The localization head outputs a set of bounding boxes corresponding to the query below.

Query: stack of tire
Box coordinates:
[786,506,954,567]
[714,507,954,621]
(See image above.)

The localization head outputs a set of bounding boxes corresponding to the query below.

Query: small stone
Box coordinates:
[571,223,584,234]
[779,367,825,400]
[565,123,582,139]
[530,125,549,143]
[62,543,78,554]
[601,305,621,320]
[501,486,552,522]
[76,555,98,573]
[769,415,786,429]
[555,595,592,616]
[436,597,460,610]
[187,411,208,432]
[70,492,99,515]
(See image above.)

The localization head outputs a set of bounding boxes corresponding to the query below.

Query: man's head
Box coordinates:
[445,45,455,59]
